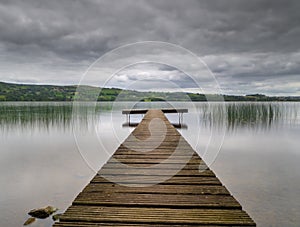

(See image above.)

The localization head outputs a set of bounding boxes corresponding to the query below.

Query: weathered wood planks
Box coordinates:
[53,109,255,226]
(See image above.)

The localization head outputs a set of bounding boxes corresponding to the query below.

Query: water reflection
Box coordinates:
[0,102,73,131]
[200,102,299,131]
[0,101,299,226]
[0,102,298,132]
[0,102,112,131]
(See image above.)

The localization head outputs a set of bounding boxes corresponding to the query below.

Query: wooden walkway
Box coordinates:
[54,109,255,226]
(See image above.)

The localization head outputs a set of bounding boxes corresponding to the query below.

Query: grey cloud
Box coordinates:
[110,63,197,91]
[0,0,299,95]
[2,0,300,57]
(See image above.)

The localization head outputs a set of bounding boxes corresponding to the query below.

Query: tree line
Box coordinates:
[0,82,299,102]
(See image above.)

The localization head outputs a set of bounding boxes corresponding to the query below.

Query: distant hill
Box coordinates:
[0,81,299,102]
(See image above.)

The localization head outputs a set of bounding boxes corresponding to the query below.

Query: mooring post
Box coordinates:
[125,113,131,124]
[178,112,184,125]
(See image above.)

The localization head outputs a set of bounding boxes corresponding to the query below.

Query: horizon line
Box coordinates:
[1,80,299,98]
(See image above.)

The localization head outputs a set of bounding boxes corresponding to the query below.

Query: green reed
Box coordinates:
[200,102,295,131]
[226,102,281,130]
[0,102,72,130]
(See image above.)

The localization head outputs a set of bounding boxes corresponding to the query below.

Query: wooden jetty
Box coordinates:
[54,109,255,226]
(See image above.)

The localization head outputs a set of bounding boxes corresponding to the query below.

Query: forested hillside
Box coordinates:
[0,82,299,102]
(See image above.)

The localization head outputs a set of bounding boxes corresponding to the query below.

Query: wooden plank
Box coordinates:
[91,175,222,185]
[81,184,230,195]
[73,193,241,209]
[98,168,215,177]
[114,149,197,155]
[101,163,207,170]
[118,145,194,150]
[54,222,253,227]
[106,159,202,165]
[112,154,200,159]
[59,206,255,225]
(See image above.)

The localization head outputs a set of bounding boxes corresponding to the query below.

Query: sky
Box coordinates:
[0,0,300,95]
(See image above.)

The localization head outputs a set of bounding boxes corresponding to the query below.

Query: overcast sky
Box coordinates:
[0,0,299,95]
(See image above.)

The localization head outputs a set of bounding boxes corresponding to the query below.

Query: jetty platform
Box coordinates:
[53,109,255,226]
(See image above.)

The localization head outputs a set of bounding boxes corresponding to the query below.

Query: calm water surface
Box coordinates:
[0,102,299,226]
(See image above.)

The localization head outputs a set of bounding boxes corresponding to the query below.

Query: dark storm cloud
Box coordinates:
[2,0,300,56]
[0,0,299,95]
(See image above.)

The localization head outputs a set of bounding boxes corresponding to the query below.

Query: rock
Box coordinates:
[28,206,58,219]
[23,217,36,226]
[52,213,62,221]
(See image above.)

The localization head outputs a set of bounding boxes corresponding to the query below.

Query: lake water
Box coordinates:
[0,102,299,226]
